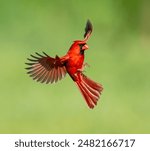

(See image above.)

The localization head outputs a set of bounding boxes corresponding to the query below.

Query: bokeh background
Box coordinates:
[0,0,150,133]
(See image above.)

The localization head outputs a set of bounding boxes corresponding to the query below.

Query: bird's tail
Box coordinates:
[75,73,103,109]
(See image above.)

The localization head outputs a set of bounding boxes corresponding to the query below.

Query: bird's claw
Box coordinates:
[84,63,90,68]
[77,63,90,73]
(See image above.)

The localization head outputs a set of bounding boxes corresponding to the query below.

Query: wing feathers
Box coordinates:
[25,52,67,84]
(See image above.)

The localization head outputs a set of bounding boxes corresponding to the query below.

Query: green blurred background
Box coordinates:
[0,0,150,133]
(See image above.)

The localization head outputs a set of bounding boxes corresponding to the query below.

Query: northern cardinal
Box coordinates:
[26,20,103,109]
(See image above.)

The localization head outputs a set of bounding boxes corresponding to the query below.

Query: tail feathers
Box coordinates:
[75,73,103,109]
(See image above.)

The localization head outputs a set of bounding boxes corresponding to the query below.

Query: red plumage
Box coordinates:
[26,20,103,109]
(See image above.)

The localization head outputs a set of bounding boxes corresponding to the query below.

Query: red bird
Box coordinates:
[26,20,103,109]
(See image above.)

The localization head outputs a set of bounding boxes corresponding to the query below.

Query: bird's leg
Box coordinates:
[77,63,90,72]
[84,62,90,68]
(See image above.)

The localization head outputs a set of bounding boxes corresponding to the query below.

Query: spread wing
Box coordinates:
[25,52,67,84]
[84,19,93,39]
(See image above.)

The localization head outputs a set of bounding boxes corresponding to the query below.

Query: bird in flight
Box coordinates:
[25,20,103,109]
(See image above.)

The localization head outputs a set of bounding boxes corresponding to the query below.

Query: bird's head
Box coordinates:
[68,41,88,55]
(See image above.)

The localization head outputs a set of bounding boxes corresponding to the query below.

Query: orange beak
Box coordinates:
[82,44,88,50]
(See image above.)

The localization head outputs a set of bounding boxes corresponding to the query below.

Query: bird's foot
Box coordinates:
[84,62,90,68]
[77,63,90,73]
